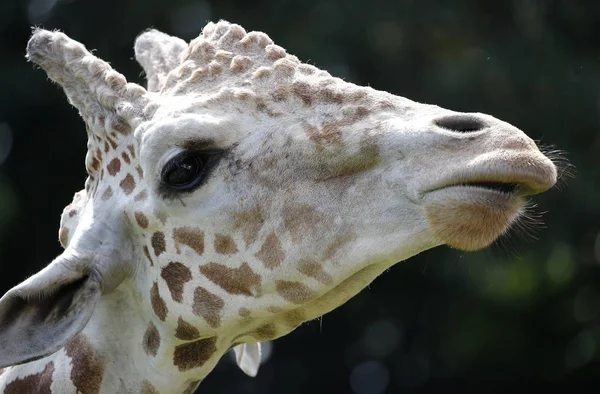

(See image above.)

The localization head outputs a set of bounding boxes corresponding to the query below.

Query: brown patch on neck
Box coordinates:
[297,259,333,285]
[213,234,239,255]
[232,207,265,247]
[134,211,149,229]
[134,190,148,202]
[199,262,261,296]
[65,335,104,394]
[275,280,316,304]
[193,287,224,328]
[174,227,205,255]
[282,203,321,243]
[325,233,357,261]
[141,380,159,394]
[143,245,153,266]
[101,186,113,201]
[161,262,193,302]
[119,173,136,195]
[127,144,136,158]
[121,151,131,164]
[175,317,201,340]
[113,121,131,135]
[106,157,121,176]
[252,323,277,341]
[255,232,285,269]
[173,337,218,371]
[106,136,118,150]
[142,321,160,357]
[151,232,166,256]
[150,282,168,321]
[238,307,251,317]
[155,210,167,224]
[5,361,54,394]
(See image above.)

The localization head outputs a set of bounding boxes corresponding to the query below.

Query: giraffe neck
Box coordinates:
[0,279,219,394]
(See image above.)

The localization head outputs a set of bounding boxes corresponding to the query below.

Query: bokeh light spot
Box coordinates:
[349,360,390,394]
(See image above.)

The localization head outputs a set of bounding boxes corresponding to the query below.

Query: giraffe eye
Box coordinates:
[161,151,218,191]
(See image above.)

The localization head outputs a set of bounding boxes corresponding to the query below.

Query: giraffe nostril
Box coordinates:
[434,115,487,133]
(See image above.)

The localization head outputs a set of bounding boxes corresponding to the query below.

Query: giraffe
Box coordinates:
[0,20,558,393]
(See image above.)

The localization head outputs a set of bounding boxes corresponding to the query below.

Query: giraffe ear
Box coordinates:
[233,342,262,377]
[134,29,187,92]
[0,255,101,368]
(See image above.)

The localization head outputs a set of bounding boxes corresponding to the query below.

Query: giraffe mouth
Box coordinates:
[420,163,556,251]
[440,181,520,195]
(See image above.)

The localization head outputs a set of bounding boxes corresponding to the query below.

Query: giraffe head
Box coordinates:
[0,21,557,378]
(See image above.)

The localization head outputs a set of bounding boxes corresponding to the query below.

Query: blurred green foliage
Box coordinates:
[0,0,598,393]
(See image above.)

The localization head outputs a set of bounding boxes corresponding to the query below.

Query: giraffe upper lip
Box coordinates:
[422,162,557,198]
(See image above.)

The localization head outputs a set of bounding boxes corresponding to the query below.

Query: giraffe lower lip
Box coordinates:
[422,186,524,251]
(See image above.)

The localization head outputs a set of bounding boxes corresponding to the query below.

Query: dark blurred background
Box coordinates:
[0,0,598,393]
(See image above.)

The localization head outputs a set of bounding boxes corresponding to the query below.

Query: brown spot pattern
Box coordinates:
[142,321,160,357]
[255,232,285,269]
[120,173,136,195]
[151,232,166,256]
[113,121,131,135]
[136,165,144,178]
[90,157,100,172]
[107,158,121,176]
[101,186,113,201]
[106,136,118,150]
[174,227,204,255]
[4,362,54,394]
[121,151,131,164]
[161,262,192,302]
[282,203,320,243]
[135,212,149,229]
[193,287,224,328]
[140,380,159,394]
[175,317,200,340]
[65,335,104,394]
[134,190,148,202]
[233,207,264,247]
[321,143,381,180]
[253,323,277,341]
[213,234,238,255]
[155,210,168,224]
[283,308,307,327]
[150,282,168,321]
[127,144,136,158]
[325,233,357,260]
[199,262,261,296]
[238,307,251,317]
[306,123,343,151]
[173,337,217,371]
[276,280,316,304]
[143,245,153,266]
[68,209,77,217]
[298,259,333,285]
[292,81,313,105]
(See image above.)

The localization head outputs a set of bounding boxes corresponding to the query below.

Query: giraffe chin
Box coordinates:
[423,186,524,251]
